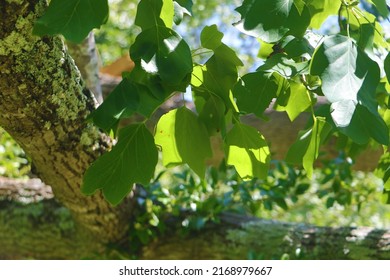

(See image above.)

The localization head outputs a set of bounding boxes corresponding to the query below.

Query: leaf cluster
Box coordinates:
[34,0,390,205]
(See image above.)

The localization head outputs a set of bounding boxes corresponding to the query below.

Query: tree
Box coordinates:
[1,0,390,259]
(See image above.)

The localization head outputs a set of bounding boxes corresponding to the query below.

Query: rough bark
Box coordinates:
[0,0,133,246]
[1,179,389,259]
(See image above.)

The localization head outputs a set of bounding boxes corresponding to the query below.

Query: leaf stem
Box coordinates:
[346,6,351,38]
[300,75,316,121]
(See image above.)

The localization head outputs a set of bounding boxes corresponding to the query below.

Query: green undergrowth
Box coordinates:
[128,154,390,251]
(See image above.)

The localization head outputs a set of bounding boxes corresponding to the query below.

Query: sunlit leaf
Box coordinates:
[277,81,311,121]
[306,0,340,29]
[258,53,310,78]
[225,123,270,179]
[310,35,384,143]
[311,35,379,108]
[192,26,243,110]
[155,109,183,167]
[161,0,175,28]
[155,107,212,178]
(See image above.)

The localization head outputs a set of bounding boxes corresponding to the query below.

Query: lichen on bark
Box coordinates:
[0,0,134,246]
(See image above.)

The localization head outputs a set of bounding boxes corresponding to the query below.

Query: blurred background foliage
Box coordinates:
[95,0,259,71]
[130,157,390,246]
[0,0,389,247]
[0,128,30,178]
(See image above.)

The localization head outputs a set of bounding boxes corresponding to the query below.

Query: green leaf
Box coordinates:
[357,23,375,53]
[329,99,356,127]
[135,0,173,29]
[192,26,243,110]
[125,67,170,108]
[384,52,390,84]
[198,95,226,135]
[155,107,212,178]
[258,41,274,59]
[175,0,193,13]
[82,124,158,205]
[286,117,332,177]
[225,123,270,179]
[89,79,139,133]
[258,53,310,78]
[281,36,314,58]
[371,0,390,17]
[234,0,310,43]
[130,26,192,88]
[306,0,340,29]
[161,0,175,28]
[155,109,183,167]
[175,107,212,177]
[201,25,223,50]
[294,0,306,14]
[310,35,380,128]
[130,26,192,90]
[33,0,109,43]
[339,104,389,145]
[277,81,311,121]
[234,72,279,117]
[173,0,193,24]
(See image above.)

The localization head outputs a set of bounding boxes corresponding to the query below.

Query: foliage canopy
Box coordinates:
[34,0,390,206]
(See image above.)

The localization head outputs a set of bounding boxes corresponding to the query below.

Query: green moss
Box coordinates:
[0,3,41,56]
[0,31,33,56]
[5,0,24,5]
[80,124,101,147]
[0,1,91,125]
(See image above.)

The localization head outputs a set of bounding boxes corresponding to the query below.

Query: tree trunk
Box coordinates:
[0,0,134,247]
[1,178,389,259]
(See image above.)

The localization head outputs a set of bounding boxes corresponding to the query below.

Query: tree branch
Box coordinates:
[141,213,390,260]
